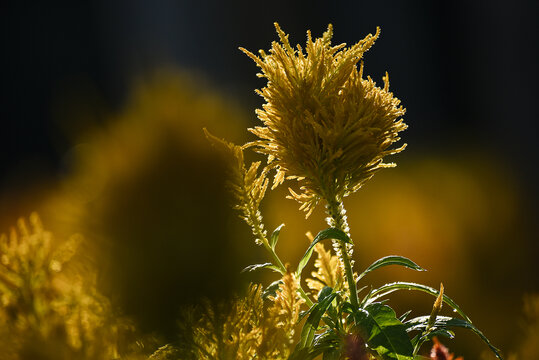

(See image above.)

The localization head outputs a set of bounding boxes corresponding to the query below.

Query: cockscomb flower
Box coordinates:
[305,232,346,298]
[204,129,270,247]
[241,23,407,216]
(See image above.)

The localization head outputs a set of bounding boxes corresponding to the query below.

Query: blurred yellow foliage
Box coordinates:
[177,274,303,360]
[0,213,142,360]
[1,69,255,353]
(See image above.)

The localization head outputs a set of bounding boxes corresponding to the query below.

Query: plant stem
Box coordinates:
[413,334,428,357]
[251,208,314,307]
[298,287,314,308]
[262,242,314,307]
[326,199,359,309]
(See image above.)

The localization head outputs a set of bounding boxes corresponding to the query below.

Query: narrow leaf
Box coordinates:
[314,331,342,360]
[323,350,341,360]
[290,330,340,360]
[270,223,285,250]
[241,263,281,273]
[357,256,426,282]
[288,348,311,360]
[297,228,351,278]
[262,280,283,299]
[399,310,413,322]
[405,316,502,359]
[426,329,455,340]
[363,282,472,323]
[410,328,454,350]
[298,302,318,323]
[298,291,337,349]
[355,302,414,360]
[317,286,334,303]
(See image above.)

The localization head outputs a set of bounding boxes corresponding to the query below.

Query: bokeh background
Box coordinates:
[1,1,538,358]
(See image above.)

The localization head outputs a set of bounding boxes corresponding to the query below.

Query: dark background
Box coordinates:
[2,1,538,182]
[1,0,538,358]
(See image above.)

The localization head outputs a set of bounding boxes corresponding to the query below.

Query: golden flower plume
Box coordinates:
[176,279,304,360]
[305,238,346,298]
[241,23,407,216]
[204,129,270,246]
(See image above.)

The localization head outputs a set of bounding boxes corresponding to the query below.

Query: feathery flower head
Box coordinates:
[241,23,407,216]
[305,233,346,297]
[204,129,269,246]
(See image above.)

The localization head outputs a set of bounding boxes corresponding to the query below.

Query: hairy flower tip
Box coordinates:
[428,283,444,330]
[261,272,305,358]
[178,284,264,360]
[241,23,407,216]
[267,272,304,332]
[204,128,269,246]
[305,234,346,298]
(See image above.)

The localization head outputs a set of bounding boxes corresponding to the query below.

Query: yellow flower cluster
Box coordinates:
[305,239,346,298]
[179,274,304,360]
[241,23,407,216]
[188,285,263,360]
[0,214,139,360]
[204,129,269,246]
[262,272,305,358]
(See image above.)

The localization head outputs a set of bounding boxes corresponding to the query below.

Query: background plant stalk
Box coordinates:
[249,206,314,307]
[326,199,359,308]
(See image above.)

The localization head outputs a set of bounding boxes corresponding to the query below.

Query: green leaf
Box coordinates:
[290,329,341,360]
[405,316,503,359]
[298,288,339,326]
[410,328,454,350]
[241,263,281,273]
[296,228,351,278]
[399,310,413,322]
[298,305,316,323]
[357,256,426,282]
[426,329,455,340]
[318,286,334,303]
[311,330,342,360]
[262,280,283,299]
[322,349,341,360]
[287,348,311,360]
[270,223,285,250]
[322,315,337,329]
[354,303,414,360]
[363,282,472,323]
[341,301,355,315]
[298,289,337,349]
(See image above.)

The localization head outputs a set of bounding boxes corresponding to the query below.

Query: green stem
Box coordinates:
[326,199,359,309]
[264,243,286,271]
[413,333,429,356]
[262,243,314,307]
[298,287,314,308]
[251,209,314,307]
